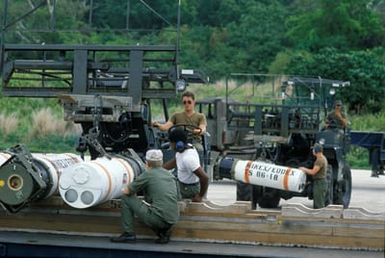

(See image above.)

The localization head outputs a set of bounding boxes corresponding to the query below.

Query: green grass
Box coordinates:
[347,147,370,169]
[27,134,79,153]
[350,111,385,132]
[190,79,281,104]
[0,96,79,153]
[0,134,78,153]
[346,111,385,169]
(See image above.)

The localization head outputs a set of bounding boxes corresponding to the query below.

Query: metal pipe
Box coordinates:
[216,157,306,193]
[4,0,46,30]
[59,156,144,209]
[88,0,93,27]
[126,0,130,30]
[0,0,8,71]
[49,0,56,31]
[175,0,181,80]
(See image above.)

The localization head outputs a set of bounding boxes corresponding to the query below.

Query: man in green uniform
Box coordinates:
[153,91,207,154]
[111,149,179,244]
[325,100,348,129]
[299,144,328,209]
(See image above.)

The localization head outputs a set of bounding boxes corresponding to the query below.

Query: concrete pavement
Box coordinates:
[207,169,385,213]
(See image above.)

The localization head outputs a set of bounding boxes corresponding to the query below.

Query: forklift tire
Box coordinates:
[257,188,281,208]
[333,164,352,208]
[236,181,252,202]
[251,185,262,210]
[324,165,334,206]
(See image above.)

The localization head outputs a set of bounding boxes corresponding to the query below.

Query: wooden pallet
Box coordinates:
[0,197,384,250]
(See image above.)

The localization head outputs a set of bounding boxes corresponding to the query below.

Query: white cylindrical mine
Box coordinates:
[59,156,136,209]
[233,160,306,193]
[32,153,83,198]
[0,153,11,166]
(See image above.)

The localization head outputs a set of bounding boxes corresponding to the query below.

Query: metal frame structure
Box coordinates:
[0,0,207,159]
[1,44,205,102]
[0,0,190,93]
[198,74,353,209]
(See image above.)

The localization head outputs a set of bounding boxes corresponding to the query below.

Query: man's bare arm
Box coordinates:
[163,158,177,170]
[192,167,209,202]
[299,165,321,176]
[153,121,174,131]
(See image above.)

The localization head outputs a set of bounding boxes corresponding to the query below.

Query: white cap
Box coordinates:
[145,149,163,162]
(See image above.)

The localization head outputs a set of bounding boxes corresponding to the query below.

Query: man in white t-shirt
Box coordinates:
[163,128,209,202]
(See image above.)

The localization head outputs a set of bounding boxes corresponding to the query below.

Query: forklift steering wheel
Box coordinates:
[168,124,202,139]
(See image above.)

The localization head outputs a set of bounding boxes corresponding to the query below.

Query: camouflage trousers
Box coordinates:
[313,179,326,209]
[120,195,171,233]
[178,181,200,199]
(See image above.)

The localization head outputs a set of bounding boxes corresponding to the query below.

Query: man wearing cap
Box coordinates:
[163,128,209,202]
[299,144,328,209]
[325,100,348,129]
[111,149,179,244]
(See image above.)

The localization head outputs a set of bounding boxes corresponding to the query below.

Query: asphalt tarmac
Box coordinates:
[207,169,385,213]
[2,231,382,258]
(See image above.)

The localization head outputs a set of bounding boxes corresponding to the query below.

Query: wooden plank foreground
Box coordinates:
[0,197,383,250]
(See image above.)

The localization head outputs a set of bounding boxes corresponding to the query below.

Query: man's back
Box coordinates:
[175,148,200,184]
[130,168,179,224]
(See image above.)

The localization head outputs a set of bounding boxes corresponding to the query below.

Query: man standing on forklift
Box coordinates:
[299,144,328,209]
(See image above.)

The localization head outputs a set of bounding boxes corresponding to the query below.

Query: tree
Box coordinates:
[286,0,385,51]
[285,48,385,114]
[223,1,288,74]
[0,1,89,44]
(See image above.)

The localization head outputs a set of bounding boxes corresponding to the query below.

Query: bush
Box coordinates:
[0,101,81,153]
[347,147,369,169]
[0,113,19,137]
[28,108,80,139]
[285,47,385,114]
[27,134,79,153]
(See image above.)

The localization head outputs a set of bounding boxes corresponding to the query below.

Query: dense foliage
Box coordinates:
[284,47,385,113]
[1,0,384,111]
[0,0,385,166]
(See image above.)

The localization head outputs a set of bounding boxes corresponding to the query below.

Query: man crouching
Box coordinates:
[111,149,179,244]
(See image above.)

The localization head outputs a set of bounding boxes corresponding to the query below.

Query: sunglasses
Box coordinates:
[183,100,193,105]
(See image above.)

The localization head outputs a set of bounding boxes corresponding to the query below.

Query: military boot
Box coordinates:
[110,232,136,243]
[371,170,379,177]
[155,227,172,244]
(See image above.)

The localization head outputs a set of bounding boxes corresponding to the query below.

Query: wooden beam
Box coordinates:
[0,197,383,250]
